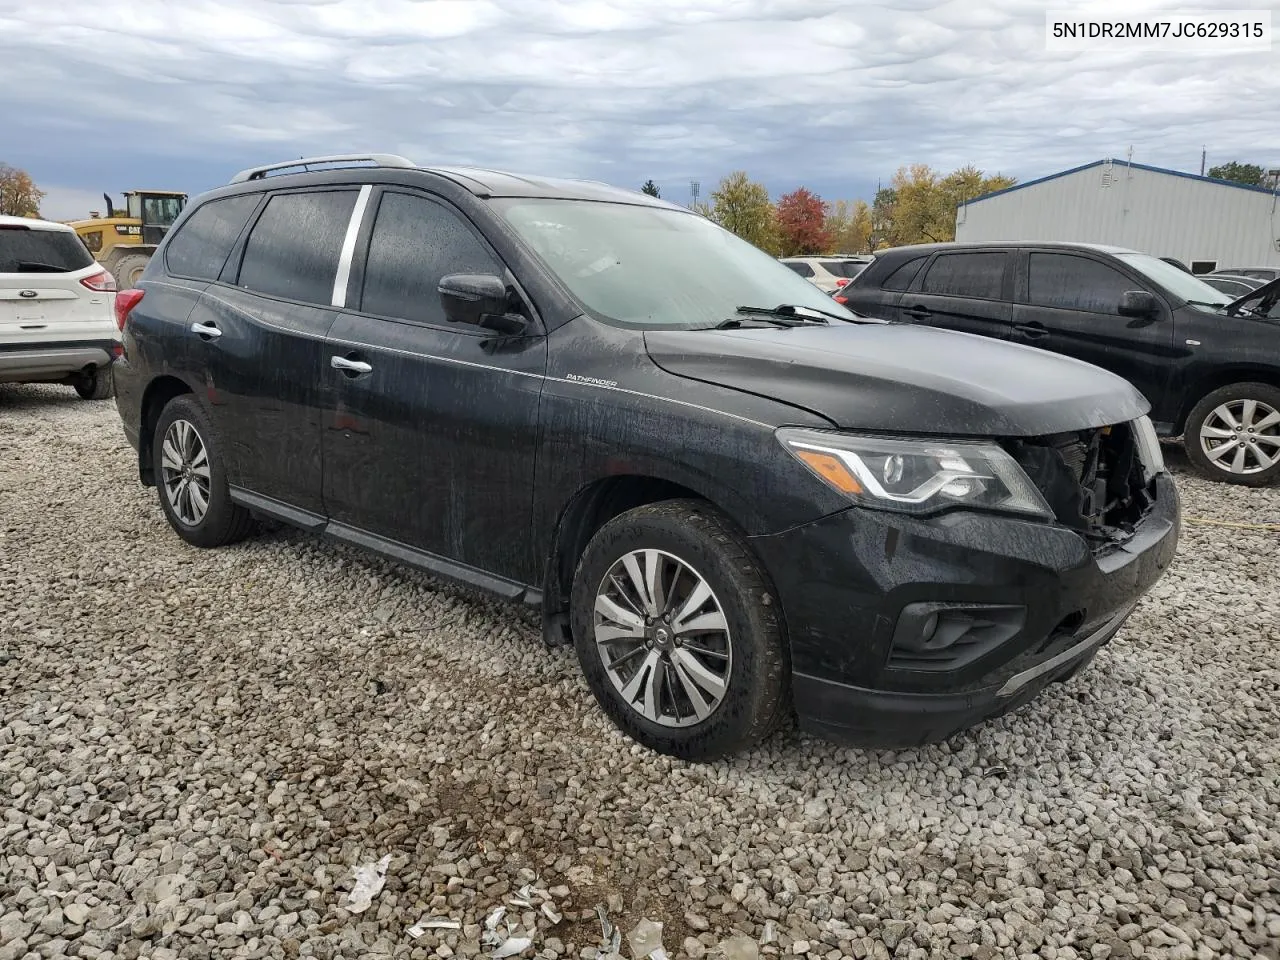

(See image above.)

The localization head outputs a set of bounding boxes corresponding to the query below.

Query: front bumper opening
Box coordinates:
[888,602,1026,672]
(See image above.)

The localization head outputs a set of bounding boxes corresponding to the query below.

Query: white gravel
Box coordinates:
[1,382,1278,960]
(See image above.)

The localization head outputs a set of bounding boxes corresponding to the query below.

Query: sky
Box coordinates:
[1,0,1277,220]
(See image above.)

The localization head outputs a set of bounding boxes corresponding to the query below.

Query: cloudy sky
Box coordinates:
[2,0,1277,219]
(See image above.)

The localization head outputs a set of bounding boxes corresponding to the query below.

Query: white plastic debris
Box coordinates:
[596,903,623,957]
[540,902,563,924]
[719,936,760,960]
[407,916,461,938]
[628,918,668,960]
[490,937,533,958]
[343,854,391,914]
[761,921,776,944]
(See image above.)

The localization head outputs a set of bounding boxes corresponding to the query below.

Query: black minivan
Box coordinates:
[842,242,1280,486]
[111,156,1178,759]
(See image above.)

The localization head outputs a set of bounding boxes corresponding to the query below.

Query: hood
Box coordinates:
[1225,276,1280,315]
[644,323,1149,437]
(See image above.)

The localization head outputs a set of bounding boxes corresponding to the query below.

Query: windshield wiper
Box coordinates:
[15,261,68,273]
[1186,299,1229,309]
[712,315,810,329]
[736,303,837,324]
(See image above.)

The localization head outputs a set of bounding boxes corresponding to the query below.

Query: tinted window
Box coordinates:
[0,226,94,273]
[880,255,927,291]
[360,192,501,325]
[239,191,357,304]
[824,261,867,279]
[920,252,1006,299]
[1027,253,1135,314]
[165,194,261,281]
[783,261,814,278]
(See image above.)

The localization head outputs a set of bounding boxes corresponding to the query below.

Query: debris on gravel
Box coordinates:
[1,383,1278,960]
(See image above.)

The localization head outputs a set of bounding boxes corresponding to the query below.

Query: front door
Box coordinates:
[898,249,1014,340]
[322,188,547,586]
[189,187,360,516]
[1009,250,1175,409]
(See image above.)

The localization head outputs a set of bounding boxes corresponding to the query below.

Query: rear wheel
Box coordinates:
[153,395,255,547]
[109,252,151,288]
[74,366,113,400]
[1184,382,1280,486]
[570,499,789,760]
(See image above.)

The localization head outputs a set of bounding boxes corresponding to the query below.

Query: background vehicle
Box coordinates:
[1210,266,1280,284]
[0,215,119,398]
[69,190,188,288]
[111,155,1176,759]
[779,255,872,292]
[843,241,1280,486]
[1200,274,1265,297]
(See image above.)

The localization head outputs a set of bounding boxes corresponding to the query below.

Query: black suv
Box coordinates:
[112,155,1179,759]
[843,242,1280,486]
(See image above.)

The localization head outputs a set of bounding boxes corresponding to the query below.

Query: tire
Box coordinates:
[74,366,114,400]
[1183,382,1280,487]
[152,395,255,548]
[570,499,789,761]
[109,253,151,288]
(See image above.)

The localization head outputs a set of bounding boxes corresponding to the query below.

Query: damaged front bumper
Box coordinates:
[751,474,1180,749]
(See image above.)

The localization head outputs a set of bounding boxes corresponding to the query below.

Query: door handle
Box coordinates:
[331,355,372,375]
[1014,321,1049,339]
[903,305,931,320]
[190,321,222,339]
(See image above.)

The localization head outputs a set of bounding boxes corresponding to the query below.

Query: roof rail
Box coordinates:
[229,153,416,184]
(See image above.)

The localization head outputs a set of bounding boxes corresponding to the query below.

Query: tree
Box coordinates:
[877,164,1016,245]
[1206,161,1265,186]
[774,188,831,256]
[0,164,44,218]
[640,179,661,197]
[707,172,779,253]
[824,199,873,254]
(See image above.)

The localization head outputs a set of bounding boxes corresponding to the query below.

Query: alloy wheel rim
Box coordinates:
[1199,399,1280,475]
[161,419,212,525]
[594,548,733,728]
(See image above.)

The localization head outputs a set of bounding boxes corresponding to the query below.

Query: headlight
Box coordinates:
[777,428,1053,519]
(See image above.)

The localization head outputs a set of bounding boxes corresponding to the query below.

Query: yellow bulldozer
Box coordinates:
[68,190,188,287]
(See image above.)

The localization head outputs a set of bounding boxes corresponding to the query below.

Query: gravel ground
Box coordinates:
[1,382,1278,960]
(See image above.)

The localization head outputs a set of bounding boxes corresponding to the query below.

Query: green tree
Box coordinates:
[707,171,779,253]
[878,165,1016,245]
[0,163,44,217]
[1206,161,1265,186]
[825,199,873,254]
[640,179,661,197]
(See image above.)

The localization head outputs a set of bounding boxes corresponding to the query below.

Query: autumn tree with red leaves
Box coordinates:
[774,188,830,256]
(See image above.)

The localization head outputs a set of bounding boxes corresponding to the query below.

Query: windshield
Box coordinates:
[1115,252,1232,309]
[493,198,861,329]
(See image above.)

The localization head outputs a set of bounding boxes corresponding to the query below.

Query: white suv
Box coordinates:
[779,256,873,293]
[1,215,119,399]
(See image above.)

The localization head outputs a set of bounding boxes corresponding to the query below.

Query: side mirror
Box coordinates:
[438,273,529,335]
[1118,290,1157,317]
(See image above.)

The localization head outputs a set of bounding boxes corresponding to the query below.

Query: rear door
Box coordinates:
[184,187,362,517]
[1010,250,1174,407]
[322,187,547,586]
[839,253,928,320]
[0,224,113,347]
[898,249,1014,339]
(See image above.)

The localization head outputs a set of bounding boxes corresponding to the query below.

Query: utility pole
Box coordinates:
[689,180,700,209]
[1200,147,1206,176]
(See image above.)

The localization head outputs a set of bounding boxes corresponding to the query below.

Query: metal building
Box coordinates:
[955,158,1280,272]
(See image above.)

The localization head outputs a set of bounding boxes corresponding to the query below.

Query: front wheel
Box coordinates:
[569,499,789,760]
[1184,382,1280,486]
